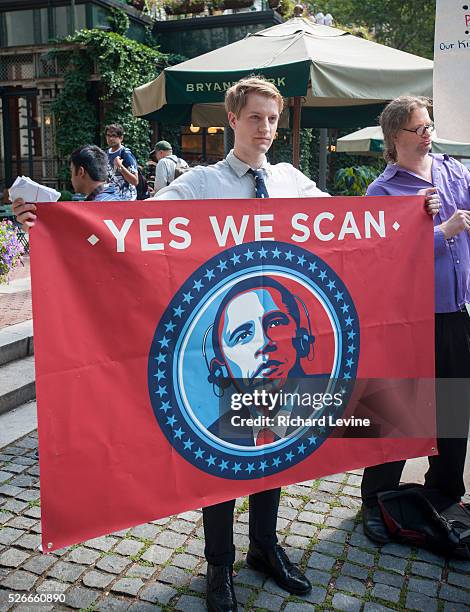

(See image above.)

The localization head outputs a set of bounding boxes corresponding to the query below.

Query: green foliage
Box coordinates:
[158,126,184,157]
[51,51,98,181]
[300,128,313,178]
[308,0,435,59]
[164,0,206,14]
[51,29,170,183]
[328,127,386,194]
[270,127,385,192]
[59,190,74,201]
[108,8,130,36]
[268,128,314,179]
[334,165,381,196]
[208,0,224,9]
[270,129,292,165]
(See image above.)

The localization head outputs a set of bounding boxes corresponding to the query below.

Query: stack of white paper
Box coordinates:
[9,176,61,203]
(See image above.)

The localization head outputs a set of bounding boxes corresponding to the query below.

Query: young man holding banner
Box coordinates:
[152,76,328,612]
[361,96,470,544]
[14,76,328,612]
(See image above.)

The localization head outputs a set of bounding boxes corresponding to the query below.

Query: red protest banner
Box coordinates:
[30,196,435,552]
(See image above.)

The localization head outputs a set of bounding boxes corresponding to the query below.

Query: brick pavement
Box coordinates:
[0,258,31,329]
[0,432,469,611]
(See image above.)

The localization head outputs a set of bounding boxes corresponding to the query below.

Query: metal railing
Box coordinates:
[0,43,78,85]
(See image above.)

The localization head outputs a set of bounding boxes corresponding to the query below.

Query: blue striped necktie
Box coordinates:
[248,168,269,198]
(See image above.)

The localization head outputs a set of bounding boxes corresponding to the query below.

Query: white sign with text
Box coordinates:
[434,0,470,141]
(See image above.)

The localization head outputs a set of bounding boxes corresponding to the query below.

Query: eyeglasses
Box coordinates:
[402,122,435,137]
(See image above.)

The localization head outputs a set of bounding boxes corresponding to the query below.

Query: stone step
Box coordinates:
[0,399,37,449]
[0,320,34,366]
[0,354,36,415]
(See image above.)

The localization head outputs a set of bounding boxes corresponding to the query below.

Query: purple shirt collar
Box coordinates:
[381,153,447,182]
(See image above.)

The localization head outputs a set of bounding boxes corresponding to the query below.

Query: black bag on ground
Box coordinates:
[377,484,470,559]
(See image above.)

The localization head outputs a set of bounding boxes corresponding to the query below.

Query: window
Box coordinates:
[91,5,111,29]
[54,6,71,39]
[181,127,203,163]
[75,5,87,31]
[181,127,224,164]
[39,8,49,44]
[206,128,224,161]
[4,10,35,46]
[127,19,146,43]
[2,8,53,46]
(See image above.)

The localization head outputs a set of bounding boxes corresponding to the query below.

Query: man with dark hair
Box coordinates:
[12,145,121,228]
[68,145,120,201]
[105,123,138,201]
[361,96,470,545]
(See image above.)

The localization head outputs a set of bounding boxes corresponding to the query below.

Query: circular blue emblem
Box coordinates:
[148,241,360,480]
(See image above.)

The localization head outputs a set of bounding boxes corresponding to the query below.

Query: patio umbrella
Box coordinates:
[336,126,470,158]
[133,13,433,167]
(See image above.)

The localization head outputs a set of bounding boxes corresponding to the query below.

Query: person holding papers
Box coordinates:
[12,145,122,227]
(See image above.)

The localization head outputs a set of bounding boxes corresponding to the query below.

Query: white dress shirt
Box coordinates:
[153,150,330,200]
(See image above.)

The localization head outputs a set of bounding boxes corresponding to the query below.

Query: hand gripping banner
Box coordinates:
[30,196,436,551]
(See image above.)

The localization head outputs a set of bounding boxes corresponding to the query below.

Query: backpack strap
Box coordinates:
[165,156,178,185]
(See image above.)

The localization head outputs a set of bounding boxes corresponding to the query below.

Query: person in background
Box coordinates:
[151,140,189,194]
[105,123,138,201]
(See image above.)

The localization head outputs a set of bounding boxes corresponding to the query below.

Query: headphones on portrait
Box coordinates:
[202,295,315,393]
[292,294,315,361]
[203,325,231,396]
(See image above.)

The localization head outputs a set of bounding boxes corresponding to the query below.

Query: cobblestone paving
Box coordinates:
[0,432,469,611]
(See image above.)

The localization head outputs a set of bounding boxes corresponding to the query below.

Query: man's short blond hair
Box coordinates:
[380,96,432,163]
[225,76,284,117]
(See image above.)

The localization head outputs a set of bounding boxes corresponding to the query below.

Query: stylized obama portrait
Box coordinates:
[206,276,327,446]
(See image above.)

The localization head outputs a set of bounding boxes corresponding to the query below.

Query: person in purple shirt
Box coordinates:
[361,95,470,544]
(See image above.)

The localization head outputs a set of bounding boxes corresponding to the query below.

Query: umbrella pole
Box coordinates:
[292,96,301,168]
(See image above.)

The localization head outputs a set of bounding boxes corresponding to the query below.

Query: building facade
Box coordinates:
[0,0,282,197]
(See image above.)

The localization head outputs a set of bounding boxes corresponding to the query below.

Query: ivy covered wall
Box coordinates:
[51,25,173,182]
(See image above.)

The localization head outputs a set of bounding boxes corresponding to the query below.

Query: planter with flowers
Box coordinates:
[0,220,24,284]
[164,0,206,15]
[128,0,146,9]
[222,0,253,9]
[207,0,224,13]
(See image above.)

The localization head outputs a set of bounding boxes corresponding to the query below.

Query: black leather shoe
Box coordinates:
[206,564,237,612]
[246,543,311,595]
[362,504,391,544]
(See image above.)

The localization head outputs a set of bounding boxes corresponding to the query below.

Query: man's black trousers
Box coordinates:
[362,311,470,506]
[203,487,280,566]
